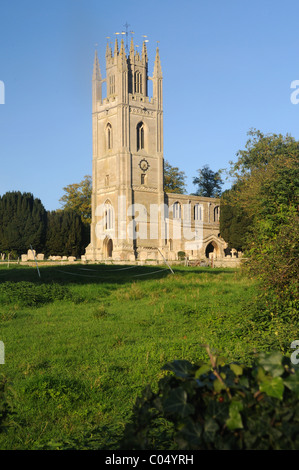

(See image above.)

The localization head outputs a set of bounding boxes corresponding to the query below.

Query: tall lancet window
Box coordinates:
[106,123,112,150]
[135,71,142,94]
[109,75,115,95]
[137,122,144,151]
[173,202,181,219]
[194,204,202,221]
[104,201,114,230]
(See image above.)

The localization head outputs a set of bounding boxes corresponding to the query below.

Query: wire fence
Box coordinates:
[54,266,171,279]
[0,256,174,280]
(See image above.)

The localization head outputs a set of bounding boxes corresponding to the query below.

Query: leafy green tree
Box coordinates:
[164,160,186,194]
[0,191,47,254]
[193,165,223,197]
[226,129,299,318]
[228,129,298,220]
[220,188,252,251]
[59,175,92,224]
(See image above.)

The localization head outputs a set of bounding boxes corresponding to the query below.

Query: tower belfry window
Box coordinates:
[109,75,115,95]
[135,71,142,94]
[137,122,144,151]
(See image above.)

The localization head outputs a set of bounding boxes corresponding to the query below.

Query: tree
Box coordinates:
[228,129,298,221]
[193,165,223,197]
[0,191,47,254]
[220,188,252,251]
[225,129,299,319]
[164,160,186,194]
[45,210,86,258]
[59,175,92,224]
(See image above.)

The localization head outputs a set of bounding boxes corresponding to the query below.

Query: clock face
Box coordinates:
[139,159,149,172]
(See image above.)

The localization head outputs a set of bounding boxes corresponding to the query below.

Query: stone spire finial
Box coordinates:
[92,50,101,81]
[114,37,119,56]
[106,41,112,59]
[153,45,162,77]
[120,37,125,56]
[142,41,148,62]
[130,36,134,56]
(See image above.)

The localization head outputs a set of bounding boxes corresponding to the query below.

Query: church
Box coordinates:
[84,35,227,262]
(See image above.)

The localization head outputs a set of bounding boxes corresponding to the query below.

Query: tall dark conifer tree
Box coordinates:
[45,210,85,257]
[0,191,47,254]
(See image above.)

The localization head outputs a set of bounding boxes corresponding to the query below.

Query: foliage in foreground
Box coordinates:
[120,348,299,450]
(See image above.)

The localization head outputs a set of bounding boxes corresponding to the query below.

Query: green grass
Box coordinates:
[0,263,296,449]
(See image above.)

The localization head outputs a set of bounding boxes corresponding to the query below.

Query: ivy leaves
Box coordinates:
[120,349,299,450]
[163,388,194,418]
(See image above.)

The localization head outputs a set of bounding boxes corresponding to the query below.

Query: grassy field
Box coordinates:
[0,263,295,449]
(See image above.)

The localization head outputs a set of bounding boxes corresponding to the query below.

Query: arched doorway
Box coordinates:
[103,237,113,258]
[107,239,113,258]
[205,241,218,258]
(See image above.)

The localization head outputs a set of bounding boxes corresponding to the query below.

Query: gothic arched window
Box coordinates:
[106,123,112,150]
[109,75,115,95]
[135,71,142,94]
[173,202,181,219]
[194,204,202,221]
[214,206,219,223]
[104,201,114,230]
[137,122,144,151]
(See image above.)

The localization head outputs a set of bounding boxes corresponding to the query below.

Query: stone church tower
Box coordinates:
[84,36,226,262]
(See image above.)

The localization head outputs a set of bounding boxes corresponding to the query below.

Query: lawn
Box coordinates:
[0,263,294,449]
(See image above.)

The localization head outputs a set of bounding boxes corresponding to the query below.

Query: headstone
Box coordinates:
[27,249,36,261]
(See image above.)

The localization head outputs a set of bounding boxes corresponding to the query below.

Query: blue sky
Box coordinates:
[0,0,298,211]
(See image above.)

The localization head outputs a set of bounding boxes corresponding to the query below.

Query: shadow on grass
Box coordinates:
[0,263,237,287]
[0,263,172,286]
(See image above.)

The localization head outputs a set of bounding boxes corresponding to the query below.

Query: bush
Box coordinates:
[120,347,299,450]
[0,281,80,307]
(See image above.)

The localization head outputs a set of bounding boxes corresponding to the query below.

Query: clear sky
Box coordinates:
[0,0,298,211]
